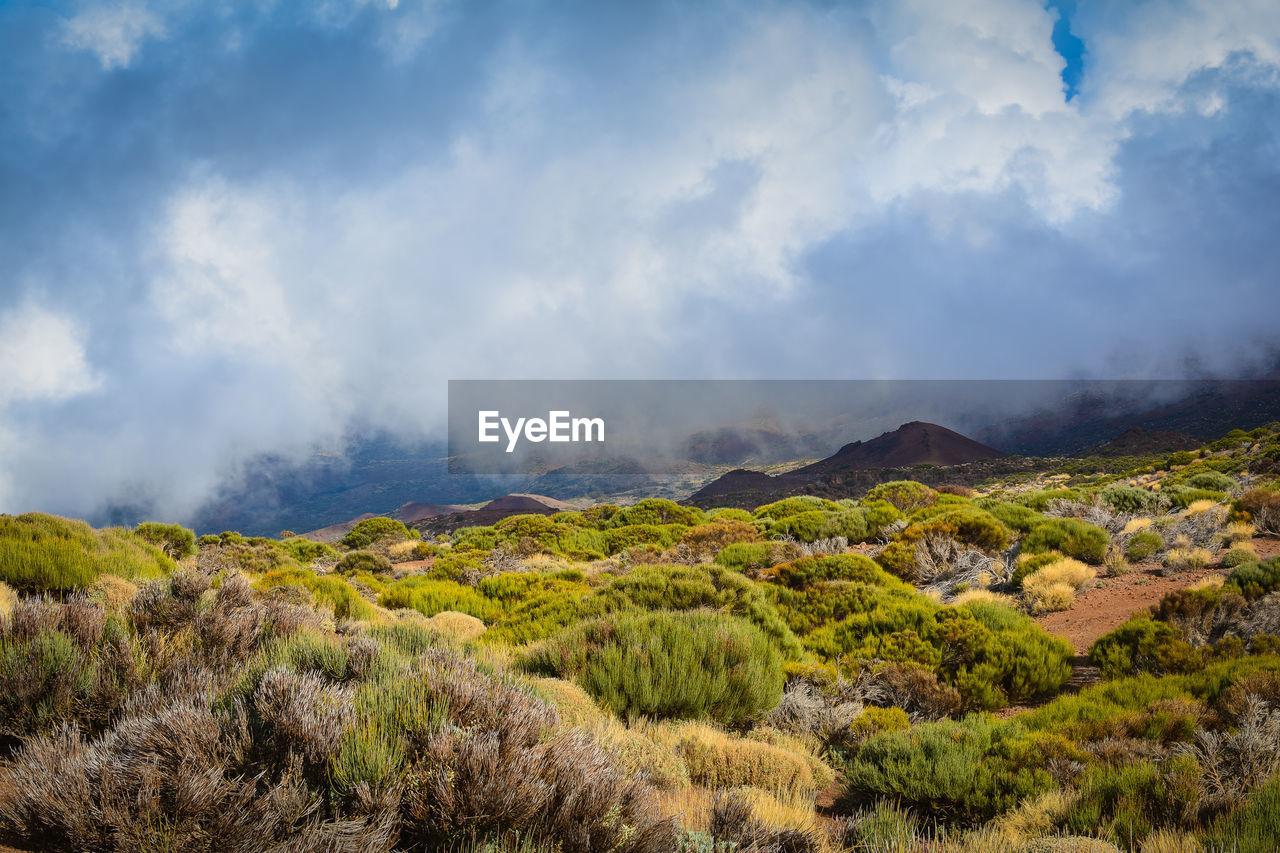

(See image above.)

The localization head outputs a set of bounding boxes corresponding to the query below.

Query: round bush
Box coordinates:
[1185,470,1235,491]
[340,517,412,549]
[334,550,394,576]
[863,481,937,514]
[1022,519,1110,564]
[1124,530,1165,563]
[524,611,783,725]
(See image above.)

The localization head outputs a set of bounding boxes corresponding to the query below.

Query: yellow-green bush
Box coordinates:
[658,721,820,799]
[256,568,380,622]
[522,611,783,725]
[0,513,173,593]
[378,576,503,622]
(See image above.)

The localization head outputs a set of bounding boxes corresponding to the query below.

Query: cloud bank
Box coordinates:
[1,0,1279,522]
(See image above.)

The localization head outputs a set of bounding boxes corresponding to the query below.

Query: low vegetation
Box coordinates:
[0,423,1278,851]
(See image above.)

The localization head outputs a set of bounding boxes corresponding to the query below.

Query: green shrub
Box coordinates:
[340,517,412,550]
[426,551,483,581]
[606,499,704,528]
[1022,518,1110,564]
[590,564,801,657]
[1014,489,1082,512]
[706,508,754,523]
[1011,551,1065,589]
[1099,486,1163,515]
[378,577,502,622]
[761,554,897,591]
[1222,547,1259,569]
[1229,556,1280,600]
[334,550,394,576]
[1089,617,1201,679]
[1202,773,1280,853]
[0,513,173,593]
[1125,530,1165,562]
[975,499,1046,533]
[452,525,500,550]
[1170,488,1227,509]
[523,611,783,725]
[1185,470,1236,491]
[863,481,937,514]
[1065,756,1200,843]
[133,522,197,560]
[255,569,380,621]
[601,524,684,555]
[714,542,778,573]
[842,716,1056,823]
[859,499,906,533]
[277,537,340,564]
[752,496,841,521]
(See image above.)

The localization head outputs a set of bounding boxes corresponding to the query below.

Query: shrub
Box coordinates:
[1090,617,1201,679]
[256,569,380,622]
[842,716,1056,823]
[1022,518,1110,564]
[607,499,704,528]
[1012,551,1066,589]
[1020,558,1097,612]
[335,550,394,576]
[1202,773,1280,853]
[1170,488,1227,509]
[714,542,779,573]
[0,582,14,624]
[1222,547,1258,569]
[752,496,841,521]
[863,481,937,514]
[1236,488,1280,534]
[679,520,761,559]
[1230,557,1280,600]
[522,611,783,725]
[658,721,821,799]
[0,513,173,593]
[976,499,1046,533]
[277,536,340,564]
[1125,530,1165,562]
[601,524,684,555]
[1185,470,1236,491]
[340,516,412,550]
[706,508,754,523]
[1100,486,1162,515]
[378,577,502,622]
[761,554,897,591]
[1015,489,1082,512]
[133,522,197,560]
[1162,546,1214,573]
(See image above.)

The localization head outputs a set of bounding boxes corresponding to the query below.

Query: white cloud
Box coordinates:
[62,2,166,70]
[1077,0,1280,117]
[0,303,100,404]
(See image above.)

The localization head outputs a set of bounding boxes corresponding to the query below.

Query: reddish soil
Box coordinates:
[1035,564,1225,655]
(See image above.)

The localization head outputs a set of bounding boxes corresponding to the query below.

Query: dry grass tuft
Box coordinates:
[0,581,15,624]
[424,610,487,642]
[1023,558,1096,614]
[952,589,1019,608]
[88,574,138,610]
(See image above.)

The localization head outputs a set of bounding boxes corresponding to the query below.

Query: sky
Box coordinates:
[1,0,1279,522]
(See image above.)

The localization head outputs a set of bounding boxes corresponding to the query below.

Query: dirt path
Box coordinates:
[1034,565,1224,655]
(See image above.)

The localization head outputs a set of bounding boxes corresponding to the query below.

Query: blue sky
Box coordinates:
[0,0,1279,519]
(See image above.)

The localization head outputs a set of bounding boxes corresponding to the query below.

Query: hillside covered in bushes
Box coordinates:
[2,423,1280,852]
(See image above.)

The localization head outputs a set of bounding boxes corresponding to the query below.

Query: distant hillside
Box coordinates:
[1089,427,1198,457]
[687,421,1009,507]
[412,494,574,537]
[789,421,1006,477]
